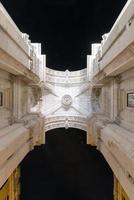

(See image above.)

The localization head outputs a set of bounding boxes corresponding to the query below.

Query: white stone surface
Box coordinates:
[0,1,134,199]
[39,68,92,132]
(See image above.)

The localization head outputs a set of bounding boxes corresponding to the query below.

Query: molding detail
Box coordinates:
[61,94,72,109]
[40,68,92,132]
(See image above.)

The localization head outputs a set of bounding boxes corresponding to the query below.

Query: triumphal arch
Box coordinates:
[0,1,134,200]
[41,68,92,132]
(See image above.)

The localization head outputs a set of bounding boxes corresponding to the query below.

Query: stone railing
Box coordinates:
[0,3,30,68]
[91,0,134,77]
[0,3,46,82]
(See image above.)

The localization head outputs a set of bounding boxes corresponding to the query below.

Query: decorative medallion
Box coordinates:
[62,94,72,108]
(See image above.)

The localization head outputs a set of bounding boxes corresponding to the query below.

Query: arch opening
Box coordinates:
[44,127,88,143]
[45,122,88,133]
[21,128,113,200]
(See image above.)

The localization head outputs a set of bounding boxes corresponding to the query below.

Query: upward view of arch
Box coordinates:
[39,68,93,133]
[45,116,88,132]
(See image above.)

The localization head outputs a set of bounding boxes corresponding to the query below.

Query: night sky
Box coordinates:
[1,0,127,71]
[21,129,113,200]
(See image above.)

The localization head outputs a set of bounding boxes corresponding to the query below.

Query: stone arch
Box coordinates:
[44,115,88,143]
[45,127,87,145]
[44,120,88,144]
[45,116,88,131]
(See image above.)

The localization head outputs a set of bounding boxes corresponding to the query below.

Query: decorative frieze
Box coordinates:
[46,68,87,84]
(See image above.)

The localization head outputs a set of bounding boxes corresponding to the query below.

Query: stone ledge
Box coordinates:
[98,124,134,200]
[100,124,134,179]
[0,115,44,187]
[0,123,31,168]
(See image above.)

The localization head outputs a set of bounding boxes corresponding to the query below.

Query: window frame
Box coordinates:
[127,92,134,108]
[0,91,3,108]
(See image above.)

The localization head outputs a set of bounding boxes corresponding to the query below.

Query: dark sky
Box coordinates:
[1,0,127,71]
[21,129,113,200]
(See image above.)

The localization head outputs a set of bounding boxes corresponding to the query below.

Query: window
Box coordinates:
[0,92,3,107]
[127,93,134,108]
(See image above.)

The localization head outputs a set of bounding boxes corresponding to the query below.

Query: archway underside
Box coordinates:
[45,116,88,132]
[40,68,93,132]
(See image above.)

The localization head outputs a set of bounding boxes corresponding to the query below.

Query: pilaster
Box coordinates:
[13,76,22,121]
[110,76,121,121]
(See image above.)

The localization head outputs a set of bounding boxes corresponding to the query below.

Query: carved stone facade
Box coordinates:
[0,2,45,189]
[0,0,134,200]
[41,68,92,134]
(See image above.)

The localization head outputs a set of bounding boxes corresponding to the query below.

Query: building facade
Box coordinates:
[0,0,134,199]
